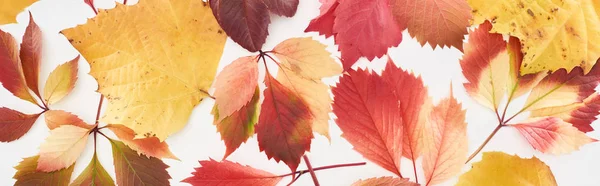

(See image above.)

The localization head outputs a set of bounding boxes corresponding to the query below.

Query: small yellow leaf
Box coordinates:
[0,0,37,24]
[43,56,79,105]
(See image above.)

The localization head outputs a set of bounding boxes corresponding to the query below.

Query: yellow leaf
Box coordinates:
[0,0,37,24]
[61,0,227,140]
[37,125,91,172]
[43,56,79,105]
[469,0,600,75]
[457,152,557,186]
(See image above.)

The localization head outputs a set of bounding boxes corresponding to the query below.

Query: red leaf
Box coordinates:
[20,12,43,99]
[84,0,98,14]
[210,0,270,52]
[304,0,338,37]
[0,108,41,142]
[106,124,179,160]
[256,74,313,172]
[183,159,282,186]
[512,117,597,154]
[213,56,259,121]
[0,29,37,105]
[332,68,403,176]
[213,89,260,159]
[263,0,299,17]
[43,110,93,130]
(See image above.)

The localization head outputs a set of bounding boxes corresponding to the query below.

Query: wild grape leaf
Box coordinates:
[530,93,600,132]
[390,0,471,50]
[511,117,597,154]
[457,152,557,186]
[20,13,42,99]
[110,140,170,185]
[13,156,75,186]
[263,0,299,17]
[71,152,115,186]
[0,107,41,142]
[0,0,37,24]
[257,73,313,172]
[43,55,79,105]
[332,68,403,176]
[37,125,91,172]
[469,0,600,75]
[213,56,259,122]
[0,28,37,105]
[44,110,93,130]
[304,0,338,37]
[212,89,260,159]
[183,159,282,186]
[62,0,227,140]
[351,177,419,186]
[106,124,178,160]
[506,37,547,101]
[422,89,467,185]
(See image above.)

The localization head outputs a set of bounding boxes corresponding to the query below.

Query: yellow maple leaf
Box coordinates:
[469,0,600,75]
[61,0,226,140]
[0,0,37,24]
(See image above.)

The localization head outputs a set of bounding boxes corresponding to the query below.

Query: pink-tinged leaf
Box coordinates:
[512,117,598,154]
[351,177,419,186]
[213,56,259,122]
[390,0,471,50]
[43,110,93,130]
[0,107,40,142]
[305,0,338,37]
[263,0,299,17]
[210,0,269,52]
[256,74,313,172]
[531,93,600,133]
[106,124,179,160]
[333,0,402,70]
[13,156,75,186]
[380,60,430,161]
[0,29,37,105]
[43,55,79,105]
[422,90,467,186]
[37,125,91,172]
[332,68,403,176]
[110,140,171,185]
[20,12,43,99]
[183,159,283,186]
[212,89,260,159]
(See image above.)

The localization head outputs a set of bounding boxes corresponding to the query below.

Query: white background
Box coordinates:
[1,0,599,185]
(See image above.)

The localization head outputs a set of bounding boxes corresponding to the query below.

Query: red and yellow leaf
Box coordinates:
[506,37,546,101]
[20,13,43,98]
[106,124,178,160]
[71,152,115,186]
[110,140,170,185]
[13,156,75,186]
[43,110,93,130]
[512,117,597,154]
[213,56,259,121]
[43,55,79,105]
[531,93,600,133]
[0,29,37,105]
[183,159,282,186]
[332,68,403,176]
[256,74,313,172]
[422,89,467,185]
[0,108,40,142]
[351,177,419,186]
[37,125,91,172]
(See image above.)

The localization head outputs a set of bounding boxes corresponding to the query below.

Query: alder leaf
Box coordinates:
[332,68,403,176]
[37,125,91,172]
[213,56,259,122]
[390,0,471,50]
[257,73,313,172]
[0,29,37,105]
[422,88,467,186]
[106,124,178,160]
[0,107,41,142]
[44,110,93,130]
[62,0,227,140]
[0,0,37,24]
[457,152,557,186]
[351,177,419,186]
[71,152,115,186]
[43,55,79,105]
[13,156,75,186]
[530,93,600,132]
[469,0,600,75]
[20,13,42,98]
[110,140,170,186]
[183,159,283,186]
[212,88,260,159]
[511,117,597,154]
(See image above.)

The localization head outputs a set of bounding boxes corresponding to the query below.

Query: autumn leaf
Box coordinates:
[351,177,419,186]
[13,156,75,186]
[0,28,37,105]
[506,37,547,101]
[304,0,338,37]
[511,117,597,154]
[257,73,313,172]
[106,124,178,160]
[212,89,260,159]
[469,0,600,75]
[0,0,38,24]
[37,125,91,172]
[332,68,403,176]
[457,152,557,186]
[20,13,43,99]
[530,93,600,132]
[110,140,170,185]
[71,152,115,186]
[44,110,93,130]
[0,107,40,142]
[84,0,98,14]
[183,159,283,186]
[43,55,79,105]
[213,56,259,122]
[62,0,227,140]
[422,88,467,186]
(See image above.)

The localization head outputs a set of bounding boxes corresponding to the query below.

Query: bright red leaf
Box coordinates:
[305,0,338,37]
[0,108,40,142]
[183,159,282,186]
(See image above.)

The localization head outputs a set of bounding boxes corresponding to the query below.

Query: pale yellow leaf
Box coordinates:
[37,125,90,172]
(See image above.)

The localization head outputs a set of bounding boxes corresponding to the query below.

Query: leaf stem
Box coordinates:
[411,160,417,182]
[199,89,215,99]
[95,95,104,125]
[277,162,366,178]
[303,155,320,186]
[465,122,503,164]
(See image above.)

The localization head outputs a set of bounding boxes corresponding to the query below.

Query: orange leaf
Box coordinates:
[13,156,75,186]
[20,13,43,99]
[183,159,282,186]
[106,124,178,160]
[351,177,419,186]
[37,125,90,172]
[0,29,37,105]
[512,117,597,154]
[0,107,40,142]
[43,55,79,105]
[213,56,259,122]
[43,110,93,130]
